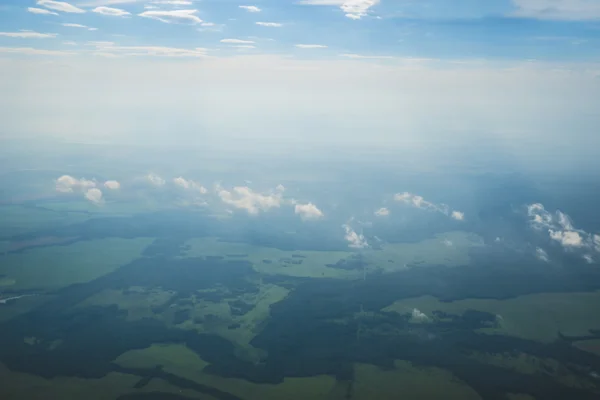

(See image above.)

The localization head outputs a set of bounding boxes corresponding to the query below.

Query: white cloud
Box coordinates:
[256,22,283,27]
[536,247,550,262]
[92,6,131,16]
[343,224,368,249]
[549,229,584,247]
[527,203,600,254]
[87,42,208,57]
[0,47,74,56]
[173,177,207,193]
[139,9,202,24]
[0,31,57,39]
[104,180,121,190]
[299,0,379,20]
[394,192,464,221]
[221,39,255,44]
[37,0,86,13]
[451,211,465,221]
[146,173,166,186]
[411,308,429,323]
[583,254,594,264]
[295,203,324,220]
[151,0,193,4]
[295,44,328,49]
[511,0,600,21]
[443,239,453,247]
[340,53,393,60]
[62,23,90,28]
[84,188,103,204]
[527,203,554,229]
[239,5,261,12]
[28,7,59,15]
[218,185,284,215]
[55,175,96,193]
[374,207,389,217]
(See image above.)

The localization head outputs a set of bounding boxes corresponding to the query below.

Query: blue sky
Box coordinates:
[0,0,599,60]
[0,1,599,161]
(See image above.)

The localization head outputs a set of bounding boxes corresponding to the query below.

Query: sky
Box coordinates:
[0,0,599,156]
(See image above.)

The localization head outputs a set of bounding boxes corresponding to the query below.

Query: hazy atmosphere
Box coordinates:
[1,1,600,399]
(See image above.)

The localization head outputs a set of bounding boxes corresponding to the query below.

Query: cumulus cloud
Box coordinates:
[55,175,96,193]
[256,22,283,27]
[239,5,261,12]
[549,230,584,247]
[146,173,166,186]
[173,177,207,193]
[374,207,389,217]
[511,0,600,21]
[27,7,58,15]
[37,0,85,13]
[84,188,103,204]
[395,192,464,221]
[451,211,465,221]
[103,180,121,190]
[583,254,594,264]
[527,203,600,254]
[139,9,203,24]
[0,31,57,39]
[299,0,379,20]
[536,247,550,262]
[295,44,328,49]
[343,224,368,249]
[411,308,430,323]
[218,185,284,215]
[295,203,324,220]
[92,6,131,16]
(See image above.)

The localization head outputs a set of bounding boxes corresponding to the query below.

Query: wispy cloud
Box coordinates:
[340,53,393,59]
[295,203,324,220]
[511,0,600,21]
[239,5,261,13]
[395,192,465,221]
[146,173,166,186]
[27,7,58,15]
[0,47,74,55]
[92,6,131,16]
[536,247,550,262]
[299,0,379,20]
[62,23,90,28]
[37,0,86,13]
[173,177,207,193]
[343,224,368,249]
[88,42,208,57]
[374,207,389,216]
[411,308,430,322]
[0,31,57,39]
[139,9,203,24]
[295,44,328,49]
[220,38,255,44]
[256,22,283,27]
[151,0,193,5]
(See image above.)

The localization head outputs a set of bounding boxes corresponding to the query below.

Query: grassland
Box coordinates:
[0,237,154,291]
[383,291,600,342]
[0,205,89,237]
